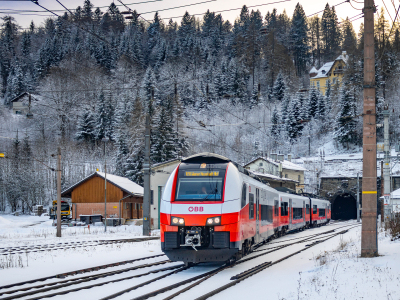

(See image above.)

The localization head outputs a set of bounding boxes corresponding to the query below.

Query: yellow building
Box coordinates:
[309,51,348,95]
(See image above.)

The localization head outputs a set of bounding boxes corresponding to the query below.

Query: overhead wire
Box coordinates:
[306,0,350,17]
[159,0,291,20]
[349,0,364,10]
[382,0,394,22]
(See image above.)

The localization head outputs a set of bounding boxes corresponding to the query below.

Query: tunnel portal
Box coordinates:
[332,193,357,220]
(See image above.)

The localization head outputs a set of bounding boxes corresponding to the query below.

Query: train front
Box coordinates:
[160,153,241,264]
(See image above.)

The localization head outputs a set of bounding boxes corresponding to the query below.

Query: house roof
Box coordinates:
[61,172,143,198]
[245,157,279,167]
[152,158,181,170]
[309,67,318,74]
[391,188,400,199]
[245,157,305,171]
[10,92,29,103]
[310,52,349,80]
[251,171,299,183]
[281,160,307,171]
[311,62,334,79]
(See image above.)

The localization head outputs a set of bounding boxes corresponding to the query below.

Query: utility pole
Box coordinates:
[383,105,391,219]
[361,0,378,257]
[56,147,61,238]
[143,115,151,236]
[103,139,108,232]
[380,160,384,222]
[357,172,360,222]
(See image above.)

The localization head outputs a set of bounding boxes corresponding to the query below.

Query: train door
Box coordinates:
[256,188,260,243]
[289,198,292,228]
[303,201,305,224]
[310,199,312,224]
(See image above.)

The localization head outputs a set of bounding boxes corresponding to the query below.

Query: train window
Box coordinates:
[249,193,254,219]
[319,209,326,217]
[241,184,246,208]
[306,204,310,214]
[313,205,317,214]
[261,205,273,223]
[293,208,303,219]
[174,167,226,201]
[281,202,288,216]
[274,200,279,216]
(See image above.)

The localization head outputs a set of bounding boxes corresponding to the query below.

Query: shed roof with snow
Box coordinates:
[61,171,143,199]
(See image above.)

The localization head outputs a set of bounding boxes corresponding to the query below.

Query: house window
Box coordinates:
[316,81,320,88]
[298,175,301,182]
[259,162,263,166]
[285,174,288,178]
[333,77,337,84]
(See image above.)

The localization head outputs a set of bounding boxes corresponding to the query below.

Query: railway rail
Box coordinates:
[0,222,359,300]
[0,237,160,256]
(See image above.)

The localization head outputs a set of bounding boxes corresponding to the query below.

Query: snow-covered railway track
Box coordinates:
[0,224,359,300]
[101,225,361,300]
[0,237,160,256]
[194,225,361,300]
[0,254,166,292]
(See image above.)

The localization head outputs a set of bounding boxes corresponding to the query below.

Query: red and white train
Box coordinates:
[160,153,331,264]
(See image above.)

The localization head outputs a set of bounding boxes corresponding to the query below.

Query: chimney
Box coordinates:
[342,50,347,56]
[278,154,284,161]
[271,153,277,161]
[287,154,292,162]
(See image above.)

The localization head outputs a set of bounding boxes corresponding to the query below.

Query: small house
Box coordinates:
[10,92,31,115]
[61,172,143,220]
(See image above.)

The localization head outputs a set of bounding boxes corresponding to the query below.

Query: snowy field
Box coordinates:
[0,216,399,300]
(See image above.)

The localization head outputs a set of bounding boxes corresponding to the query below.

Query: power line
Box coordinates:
[306,0,350,17]
[159,0,291,20]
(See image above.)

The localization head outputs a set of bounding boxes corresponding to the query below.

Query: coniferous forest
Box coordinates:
[1,0,400,212]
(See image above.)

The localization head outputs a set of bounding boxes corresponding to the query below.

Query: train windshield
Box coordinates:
[175,167,226,201]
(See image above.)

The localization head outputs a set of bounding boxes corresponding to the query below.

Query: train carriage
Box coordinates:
[160,153,331,264]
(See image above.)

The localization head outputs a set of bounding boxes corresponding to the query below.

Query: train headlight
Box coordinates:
[171,217,185,226]
[206,216,221,226]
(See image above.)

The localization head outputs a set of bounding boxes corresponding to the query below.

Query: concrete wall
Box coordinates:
[150,161,180,229]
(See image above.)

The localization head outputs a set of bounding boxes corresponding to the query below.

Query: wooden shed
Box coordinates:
[61,172,143,220]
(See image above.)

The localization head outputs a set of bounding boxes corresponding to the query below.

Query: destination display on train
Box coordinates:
[185,171,220,176]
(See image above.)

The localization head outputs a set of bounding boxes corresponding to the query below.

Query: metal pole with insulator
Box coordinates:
[56,147,61,237]
[357,172,360,223]
[143,115,151,236]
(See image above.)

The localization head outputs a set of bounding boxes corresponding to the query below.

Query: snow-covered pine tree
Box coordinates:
[316,90,326,120]
[115,130,129,176]
[105,92,115,141]
[286,95,304,141]
[141,67,157,117]
[95,92,107,141]
[280,94,290,133]
[272,72,286,102]
[151,99,177,163]
[290,3,309,76]
[75,109,95,142]
[308,87,319,119]
[250,83,259,108]
[334,85,357,147]
[125,144,144,185]
[271,106,280,138]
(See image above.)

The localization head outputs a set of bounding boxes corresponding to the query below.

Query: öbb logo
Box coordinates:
[188,206,204,212]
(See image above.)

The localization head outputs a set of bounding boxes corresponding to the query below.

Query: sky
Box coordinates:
[0,0,395,32]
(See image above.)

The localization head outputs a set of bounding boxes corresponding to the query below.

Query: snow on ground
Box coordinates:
[207,222,400,300]
[0,216,399,300]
